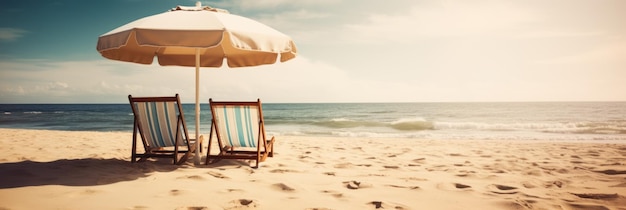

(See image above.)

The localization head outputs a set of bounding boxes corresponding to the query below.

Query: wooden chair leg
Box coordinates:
[205,137,213,165]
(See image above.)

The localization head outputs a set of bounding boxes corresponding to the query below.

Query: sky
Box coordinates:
[0,0,625,103]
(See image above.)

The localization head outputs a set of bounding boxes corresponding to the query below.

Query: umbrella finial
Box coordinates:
[171,2,230,13]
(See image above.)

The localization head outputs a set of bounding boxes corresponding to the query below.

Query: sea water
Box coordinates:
[1,102,625,141]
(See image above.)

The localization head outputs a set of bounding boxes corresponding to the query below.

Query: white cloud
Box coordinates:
[1,52,625,103]
[518,30,606,39]
[252,9,333,42]
[0,58,344,102]
[344,1,537,43]
[534,41,626,64]
[0,56,448,103]
[1,0,625,103]
[211,0,338,9]
[0,28,27,42]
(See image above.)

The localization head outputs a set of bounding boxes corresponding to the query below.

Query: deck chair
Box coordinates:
[206,98,275,168]
[128,94,203,165]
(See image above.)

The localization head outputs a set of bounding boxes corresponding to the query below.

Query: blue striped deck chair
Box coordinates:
[128,94,203,164]
[206,98,275,168]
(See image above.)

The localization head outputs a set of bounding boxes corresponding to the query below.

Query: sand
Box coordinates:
[0,128,625,210]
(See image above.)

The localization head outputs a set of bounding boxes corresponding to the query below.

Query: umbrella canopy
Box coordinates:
[97,4,297,67]
[96,3,296,164]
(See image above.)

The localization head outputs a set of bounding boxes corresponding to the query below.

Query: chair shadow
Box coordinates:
[0,158,178,189]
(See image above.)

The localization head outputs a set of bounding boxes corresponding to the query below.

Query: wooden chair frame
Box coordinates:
[205,98,275,168]
[128,94,202,164]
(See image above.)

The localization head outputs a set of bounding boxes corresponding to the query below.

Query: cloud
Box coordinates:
[211,0,338,9]
[0,56,438,103]
[0,28,27,42]
[534,41,626,64]
[1,52,625,103]
[343,1,537,43]
[518,30,606,39]
[0,58,335,102]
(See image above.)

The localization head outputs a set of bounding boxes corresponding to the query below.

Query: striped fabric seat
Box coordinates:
[212,105,260,148]
[133,101,186,147]
[206,99,275,168]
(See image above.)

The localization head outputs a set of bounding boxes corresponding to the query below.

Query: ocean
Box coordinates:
[1,102,625,141]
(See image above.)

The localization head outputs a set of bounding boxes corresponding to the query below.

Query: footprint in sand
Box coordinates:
[409,158,426,166]
[170,189,183,196]
[454,183,472,189]
[270,169,300,173]
[571,193,619,200]
[321,190,344,198]
[435,183,472,191]
[568,203,612,210]
[402,177,428,182]
[207,171,229,179]
[370,201,383,209]
[368,201,409,209]
[225,189,245,193]
[456,170,477,177]
[344,181,373,190]
[524,169,542,176]
[334,162,353,169]
[521,181,538,189]
[175,207,209,210]
[272,183,296,192]
[224,199,257,209]
[323,172,336,176]
[386,184,420,190]
[543,180,565,188]
[594,169,626,175]
[177,175,205,180]
[487,184,518,194]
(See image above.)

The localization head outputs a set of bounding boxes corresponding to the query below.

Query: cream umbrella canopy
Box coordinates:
[97,2,297,164]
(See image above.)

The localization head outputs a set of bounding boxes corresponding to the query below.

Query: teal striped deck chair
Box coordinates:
[128,94,203,164]
[206,98,275,168]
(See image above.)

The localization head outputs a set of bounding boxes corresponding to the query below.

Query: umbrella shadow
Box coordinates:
[0,158,178,189]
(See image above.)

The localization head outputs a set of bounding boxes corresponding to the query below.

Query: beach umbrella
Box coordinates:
[96,2,297,164]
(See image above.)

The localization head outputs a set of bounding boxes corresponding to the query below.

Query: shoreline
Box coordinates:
[1,128,625,209]
[1,127,625,144]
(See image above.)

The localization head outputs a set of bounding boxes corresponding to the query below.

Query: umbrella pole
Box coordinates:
[193,49,201,165]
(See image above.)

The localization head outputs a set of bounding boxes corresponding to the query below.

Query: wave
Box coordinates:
[390,118,434,131]
[435,121,626,135]
[312,118,384,129]
[305,118,435,131]
[18,111,65,114]
[273,118,626,135]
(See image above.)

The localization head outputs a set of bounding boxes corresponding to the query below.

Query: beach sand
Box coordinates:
[0,128,625,210]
